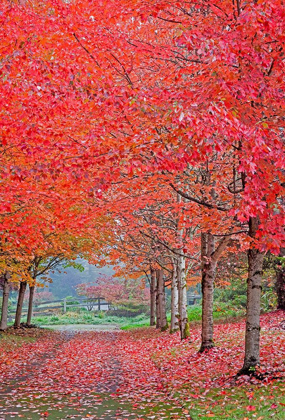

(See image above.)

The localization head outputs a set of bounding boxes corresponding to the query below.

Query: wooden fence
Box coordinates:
[188,294,202,305]
[7,297,110,321]
[5,294,200,322]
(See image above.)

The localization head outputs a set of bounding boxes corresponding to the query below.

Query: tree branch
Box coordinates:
[73,33,101,68]
[169,183,228,211]
[212,236,231,263]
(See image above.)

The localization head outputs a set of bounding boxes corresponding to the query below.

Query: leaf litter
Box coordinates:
[0,310,284,419]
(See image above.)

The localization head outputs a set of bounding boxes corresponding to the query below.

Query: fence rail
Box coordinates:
[188,294,201,305]
[5,294,200,323]
[7,296,110,320]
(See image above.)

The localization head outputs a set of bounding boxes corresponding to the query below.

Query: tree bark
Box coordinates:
[150,267,156,326]
[199,232,230,352]
[161,279,168,332]
[276,268,285,310]
[156,269,168,331]
[200,232,216,352]
[240,217,264,374]
[0,273,10,331]
[156,269,161,329]
[14,281,27,328]
[177,254,190,339]
[276,249,285,310]
[170,261,179,333]
[26,285,35,326]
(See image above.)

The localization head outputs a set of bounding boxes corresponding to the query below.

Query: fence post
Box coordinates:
[98,297,101,311]
[63,298,67,313]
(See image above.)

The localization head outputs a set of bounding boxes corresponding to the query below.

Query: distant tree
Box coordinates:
[48,262,114,299]
[76,275,149,313]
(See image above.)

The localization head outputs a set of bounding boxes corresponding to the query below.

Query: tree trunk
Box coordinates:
[161,282,168,331]
[150,267,156,326]
[14,281,27,328]
[170,262,179,333]
[276,249,285,310]
[0,273,10,331]
[200,232,216,352]
[276,268,285,310]
[240,217,264,374]
[156,269,168,331]
[26,285,35,326]
[177,254,190,340]
[156,269,161,329]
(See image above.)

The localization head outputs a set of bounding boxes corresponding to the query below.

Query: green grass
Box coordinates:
[0,392,138,420]
[185,381,285,419]
[118,304,244,330]
[187,303,245,323]
[0,333,36,351]
[30,304,245,331]
[120,320,150,330]
[31,310,150,329]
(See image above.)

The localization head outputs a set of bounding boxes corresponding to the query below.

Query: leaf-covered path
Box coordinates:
[0,328,189,419]
[0,330,136,419]
[0,311,285,420]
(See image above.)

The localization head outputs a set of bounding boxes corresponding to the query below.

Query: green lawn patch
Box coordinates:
[185,381,285,419]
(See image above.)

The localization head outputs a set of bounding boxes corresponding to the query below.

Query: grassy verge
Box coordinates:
[187,303,245,322]
[28,303,245,330]
[147,311,285,420]
[31,311,150,329]
[184,382,285,419]
[121,304,245,330]
[0,332,36,353]
[120,320,150,330]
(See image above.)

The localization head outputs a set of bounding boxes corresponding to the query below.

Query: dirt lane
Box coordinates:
[0,330,136,420]
[40,324,120,332]
[0,327,189,420]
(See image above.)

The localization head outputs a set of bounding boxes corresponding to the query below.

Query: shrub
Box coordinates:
[65,296,80,305]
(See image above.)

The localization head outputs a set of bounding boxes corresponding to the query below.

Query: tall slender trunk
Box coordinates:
[161,283,168,331]
[150,267,156,326]
[178,254,190,339]
[156,269,161,329]
[200,232,216,351]
[26,285,35,326]
[158,269,168,331]
[276,268,285,310]
[199,232,230,351]
[0,273,10,331]
[14,281,27,328]
[240,217,264,374]
[176,192,190,340]
[170,261,179,333]
[276,248,285,310]
[157,269,168,331]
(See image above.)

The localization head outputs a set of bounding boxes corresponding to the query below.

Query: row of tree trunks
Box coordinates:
[0,273,10,331]
[149,261,189,338]
[14,281,27,328]
[0,217,271,376]
[156,268,168,331]
[197,218,265,373]
[149,267,168,331]
[0,279,35,330]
